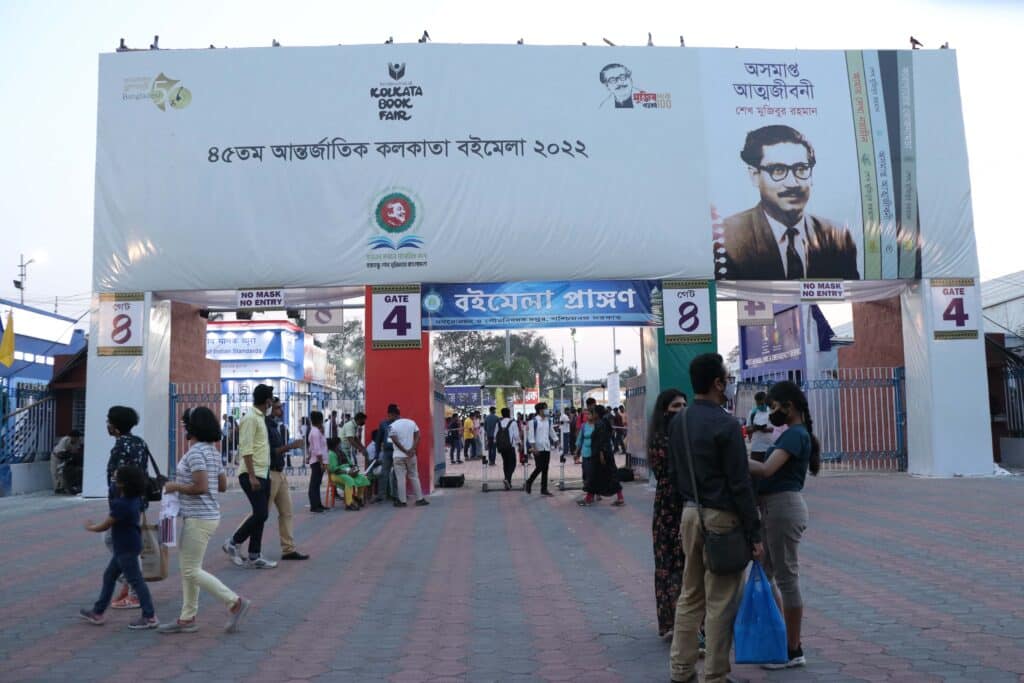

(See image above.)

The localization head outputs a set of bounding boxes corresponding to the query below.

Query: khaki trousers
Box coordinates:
[670,506,746,683]
[269,470,296,554]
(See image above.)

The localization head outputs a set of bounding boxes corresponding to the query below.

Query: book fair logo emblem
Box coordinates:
[368,191,424,250]
[423,292,443,313]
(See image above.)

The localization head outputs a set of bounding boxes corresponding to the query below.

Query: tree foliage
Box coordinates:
[433,331,559,388]
[323,320,365,398]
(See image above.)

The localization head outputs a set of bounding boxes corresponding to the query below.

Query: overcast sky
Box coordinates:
[2,0,1020,380]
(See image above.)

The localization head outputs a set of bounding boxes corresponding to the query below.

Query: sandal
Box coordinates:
[612,499,625,507]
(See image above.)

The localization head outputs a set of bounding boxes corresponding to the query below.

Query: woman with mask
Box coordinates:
[648,389,687,638]
[747,381,821,670]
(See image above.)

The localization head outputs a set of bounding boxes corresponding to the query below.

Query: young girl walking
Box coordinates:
[79,465,159,629]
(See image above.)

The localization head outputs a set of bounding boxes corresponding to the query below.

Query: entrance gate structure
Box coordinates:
[81,42,991,496]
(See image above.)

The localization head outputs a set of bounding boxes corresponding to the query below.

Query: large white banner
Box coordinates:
[93,46,976,294]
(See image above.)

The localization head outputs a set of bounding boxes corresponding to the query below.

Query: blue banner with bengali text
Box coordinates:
[421,280,659,331]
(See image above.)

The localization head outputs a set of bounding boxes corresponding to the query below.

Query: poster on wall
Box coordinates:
[931,278,979,340]
[371,284,421,349]
[662,280,713,344]
[97,292,145,356]
[705,50,921,283]
[741,305,803,372]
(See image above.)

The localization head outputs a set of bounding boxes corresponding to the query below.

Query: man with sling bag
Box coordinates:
[666,353,763,683]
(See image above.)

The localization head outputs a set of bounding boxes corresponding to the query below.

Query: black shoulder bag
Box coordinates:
[681,408,751,575]
[145,449,168,503]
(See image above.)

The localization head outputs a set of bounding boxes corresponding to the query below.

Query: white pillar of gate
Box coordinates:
[82,293,171,497]
[901,281,991,476]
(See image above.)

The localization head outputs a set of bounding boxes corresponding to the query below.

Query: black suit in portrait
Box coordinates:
[717,206,860,281]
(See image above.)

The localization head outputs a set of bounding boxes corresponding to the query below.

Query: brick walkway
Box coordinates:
[2,474,1024,682]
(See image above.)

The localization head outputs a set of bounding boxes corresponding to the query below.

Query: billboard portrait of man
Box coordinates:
[718,125,860,281]
[599,63,634,108]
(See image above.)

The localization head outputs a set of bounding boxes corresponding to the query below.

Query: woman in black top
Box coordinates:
[579,405,624,506]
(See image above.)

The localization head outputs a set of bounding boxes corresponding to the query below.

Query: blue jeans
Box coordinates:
[378,449,394,500]
[449,435,462,462]
[94,551,154,618]
[487,439,497,466]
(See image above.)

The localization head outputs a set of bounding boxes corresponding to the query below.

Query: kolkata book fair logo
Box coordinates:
[423,292,443,313]
[388,62,406,80]
[149,72,192,111]
[368,191,425,250]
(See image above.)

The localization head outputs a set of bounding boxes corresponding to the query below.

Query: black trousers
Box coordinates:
[233,473,271,556]
[308,462,324,510]
[498,446,517,484]
[527,451,551,492]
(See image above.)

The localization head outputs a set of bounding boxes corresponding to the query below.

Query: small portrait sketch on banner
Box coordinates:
[598,63,635,109]
[716,125,860,281]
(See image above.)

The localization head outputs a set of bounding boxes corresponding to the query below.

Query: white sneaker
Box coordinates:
[248,555,277,569]
[222,539,243,566]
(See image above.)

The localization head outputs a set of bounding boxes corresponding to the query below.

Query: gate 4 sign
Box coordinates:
[931,278,979,340]
[97,293,145,356]
[371,285,422,349]
[662,280,712,344]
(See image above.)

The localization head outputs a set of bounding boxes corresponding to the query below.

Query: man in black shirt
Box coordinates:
[667,353,763,683]
[372,405,399,503]
[267,398,308,560]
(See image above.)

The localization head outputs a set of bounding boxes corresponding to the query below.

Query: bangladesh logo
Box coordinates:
[375,192,416,233]
[368,190,425,250]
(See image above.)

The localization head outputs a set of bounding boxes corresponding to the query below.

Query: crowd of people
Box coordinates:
[445,400,630,502]
[76,364,818,680]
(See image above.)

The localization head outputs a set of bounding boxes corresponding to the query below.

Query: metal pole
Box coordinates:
[612,328,618,373]
[504,329,511,368]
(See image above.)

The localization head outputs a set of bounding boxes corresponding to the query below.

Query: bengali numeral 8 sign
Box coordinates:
[371,284,422,349]
[97,293,145,356]
[931,278,979,340]
[662,280,712,344]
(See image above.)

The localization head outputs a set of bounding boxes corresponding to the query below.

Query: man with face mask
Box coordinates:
[267,398,308,560]
[666,354,762,683]
[223,384,277,569]
[718,125,859,281]
[524,402,557,496]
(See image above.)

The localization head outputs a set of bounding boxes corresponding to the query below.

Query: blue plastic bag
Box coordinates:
[733,560,788,664]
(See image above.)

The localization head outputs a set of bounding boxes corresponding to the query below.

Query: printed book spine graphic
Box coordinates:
[862,51,898,279]
[846,50,881,280]
[896,51,920,279]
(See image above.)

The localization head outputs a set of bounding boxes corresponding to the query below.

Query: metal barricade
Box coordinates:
[735,367,907,472]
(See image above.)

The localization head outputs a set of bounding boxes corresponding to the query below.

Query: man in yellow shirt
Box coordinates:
[463,412,478,461]
[223,384,276,569]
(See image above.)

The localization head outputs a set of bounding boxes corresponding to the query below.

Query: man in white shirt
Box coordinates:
[558,409,572,463]
[525,402,558,496]
[387,406,430,508]
[748,391,774,462]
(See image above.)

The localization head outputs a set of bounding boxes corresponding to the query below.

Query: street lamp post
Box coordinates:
[13,254,35,305]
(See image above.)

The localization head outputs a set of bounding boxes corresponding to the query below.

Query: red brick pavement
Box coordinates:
[3,475,1024,681]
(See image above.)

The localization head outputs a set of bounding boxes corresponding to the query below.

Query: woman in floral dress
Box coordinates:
[649,389,688,637]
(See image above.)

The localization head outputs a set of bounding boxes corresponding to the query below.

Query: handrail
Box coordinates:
[0,396,54,422]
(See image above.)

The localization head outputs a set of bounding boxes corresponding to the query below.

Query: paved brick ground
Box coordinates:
[2,473,1024,682]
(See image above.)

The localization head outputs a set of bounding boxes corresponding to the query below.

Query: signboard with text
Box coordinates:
[931,278,979,340]
[371,284,422,349]
[236,289,285,309]
[662,280,713,344]
[97,293,144,357]
[422,280,658,331]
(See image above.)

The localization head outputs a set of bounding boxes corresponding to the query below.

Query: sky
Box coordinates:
[2,0,1022,381]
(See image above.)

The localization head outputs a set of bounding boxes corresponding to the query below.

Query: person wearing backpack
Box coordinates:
[525,402,557,496]
[491,407,520,490]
